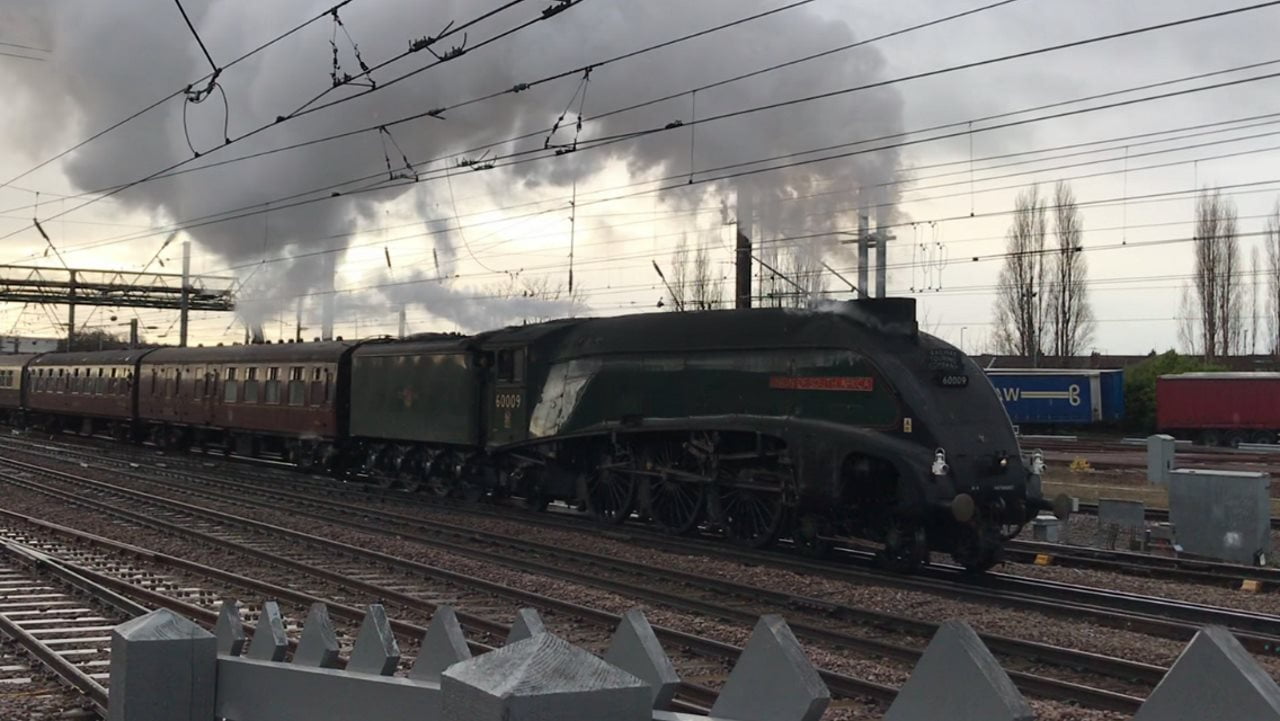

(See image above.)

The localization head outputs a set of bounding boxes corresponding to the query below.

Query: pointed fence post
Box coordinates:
[108,608,216,721]
[347,604,400,675]
[884,620,1032,721]
[1135,625,1280,721]
[246,600,288,662]
[410,605,472,683]
[215,599,246,656]
[604,609,680,709]
[295,602,341,668]
[710,615,829,721]
[507,608,546,644]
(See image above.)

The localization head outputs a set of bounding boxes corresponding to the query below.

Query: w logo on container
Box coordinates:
[997,384,1081,406]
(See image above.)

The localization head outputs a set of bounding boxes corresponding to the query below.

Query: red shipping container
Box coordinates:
[1157,372,1280,445]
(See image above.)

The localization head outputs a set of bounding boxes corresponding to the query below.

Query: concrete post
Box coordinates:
[246,600,288,662]
[604,609,680,709]
[66,269,76,350]
[216,599,247,656]
[295,602,341,668]
[409,605,472,683]
[347,604,400,675]
[884,620,1032,721]
[507,608,547,645]
[711,615,829,721]
[856,212,869,299]
[108,608,216,721]
[1135,625,1280,721]
[442,633,649,721]
[179,240,191,348]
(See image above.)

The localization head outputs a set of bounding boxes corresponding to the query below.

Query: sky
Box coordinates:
[1,0,1278,354]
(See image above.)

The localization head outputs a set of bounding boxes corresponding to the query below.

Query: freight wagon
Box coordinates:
[983,368,1124,430]
[1157,372,1280,446]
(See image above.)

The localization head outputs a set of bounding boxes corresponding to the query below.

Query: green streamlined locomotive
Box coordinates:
[347,298,1056,571]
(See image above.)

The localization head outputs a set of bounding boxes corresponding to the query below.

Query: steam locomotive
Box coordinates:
[0,298,1059,571]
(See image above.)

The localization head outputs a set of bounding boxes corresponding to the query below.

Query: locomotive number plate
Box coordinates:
[927,348,963,371]
[936,372,969,388]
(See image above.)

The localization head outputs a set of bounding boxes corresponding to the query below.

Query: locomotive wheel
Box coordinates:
[952,524,1002,573]
[877,525,927,573]
[793,513,832,558]
[718,487,785,549]
[645,478,705,535]
[426,475,454,499]
[586,468,635,524]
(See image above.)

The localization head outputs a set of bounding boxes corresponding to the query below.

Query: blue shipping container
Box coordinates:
[983,369,1124,425]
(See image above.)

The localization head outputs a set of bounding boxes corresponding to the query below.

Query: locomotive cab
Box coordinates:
[487,347,528,446]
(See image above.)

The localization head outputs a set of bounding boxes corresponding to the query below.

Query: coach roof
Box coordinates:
[30,349,154,366]
[142,340,354,364]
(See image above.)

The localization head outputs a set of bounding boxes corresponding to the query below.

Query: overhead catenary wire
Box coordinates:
[19,45,1280,269]
[0,50,45,62]
[0,0,360,194]
[0,0,824,215]
[0,0,588,245]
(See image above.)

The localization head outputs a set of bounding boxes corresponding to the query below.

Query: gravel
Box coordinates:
[8,438,1278,721]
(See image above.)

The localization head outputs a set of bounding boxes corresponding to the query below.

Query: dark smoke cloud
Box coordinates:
[1,0,904,332]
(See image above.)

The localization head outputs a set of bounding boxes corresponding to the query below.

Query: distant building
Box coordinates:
[0,336,61,354]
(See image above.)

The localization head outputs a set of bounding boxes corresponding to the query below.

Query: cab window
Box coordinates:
[496,349,524,383]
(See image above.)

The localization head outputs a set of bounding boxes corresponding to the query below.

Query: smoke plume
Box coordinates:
[1,0,904,333]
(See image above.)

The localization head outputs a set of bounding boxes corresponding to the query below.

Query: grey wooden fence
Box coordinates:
[106,600,1280,721]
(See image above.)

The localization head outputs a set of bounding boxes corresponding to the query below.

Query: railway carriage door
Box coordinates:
[488,348,527,446]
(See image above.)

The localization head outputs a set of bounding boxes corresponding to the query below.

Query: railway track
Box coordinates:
[34,437,1276,642]
[0,455,882,714]
[3,433,1278,628]
[6,432,1278,592]
[0,450,1177,714]
[0,530,150,718]
[1004,539,1280,590]
[7,450,1280,712]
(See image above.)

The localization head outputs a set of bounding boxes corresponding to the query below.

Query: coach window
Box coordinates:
[325,369,334,404]
[244,367,260,403]
[224,367,239,403]
[264,367,281,404]
[310,367,324,405]
[287,367,305,406]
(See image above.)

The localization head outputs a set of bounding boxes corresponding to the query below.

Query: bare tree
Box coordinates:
[755,237,830,309]
[1177,285,1199,356]
[490,273,589,322]
[689,237,724,310]
[1190,190,1243,359]
[1265,201,1280,354]
[992,185,1048,362]
[665,233,723,311]
[667,234,691,312]
[1250,246,1261,354]
[1046,181,1093,356]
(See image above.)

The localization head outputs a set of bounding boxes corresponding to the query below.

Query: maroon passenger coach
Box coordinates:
[136,342,353,462]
